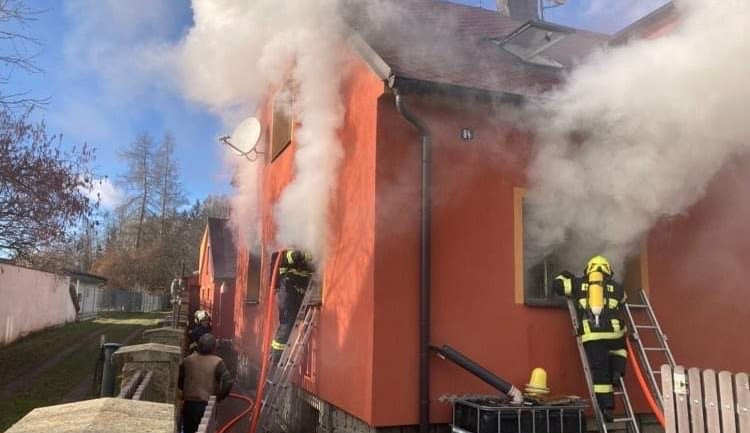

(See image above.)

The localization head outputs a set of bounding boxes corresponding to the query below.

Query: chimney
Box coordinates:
[507,0,539,21]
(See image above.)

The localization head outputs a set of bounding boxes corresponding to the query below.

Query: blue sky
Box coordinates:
[6,0,668,209]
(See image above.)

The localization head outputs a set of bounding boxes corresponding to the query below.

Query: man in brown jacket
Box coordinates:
[178,333,233,433]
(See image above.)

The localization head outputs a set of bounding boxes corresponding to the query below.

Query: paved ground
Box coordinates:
[0,312,165,431]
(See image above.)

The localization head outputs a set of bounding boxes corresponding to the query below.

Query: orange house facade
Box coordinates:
[221,2,748,431]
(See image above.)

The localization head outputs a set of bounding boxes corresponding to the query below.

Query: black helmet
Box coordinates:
[197,333,217,354]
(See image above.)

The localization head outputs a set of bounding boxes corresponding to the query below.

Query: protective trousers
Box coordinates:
[271,286,305,365]
[583,336,627,412]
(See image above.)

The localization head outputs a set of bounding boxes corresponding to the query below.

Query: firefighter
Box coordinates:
[271,249,313,365]
[553,255,627,420]
[188,310,212,352]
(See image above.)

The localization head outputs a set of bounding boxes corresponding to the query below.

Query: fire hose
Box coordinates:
[626,338,665,427]
[216,393,254,433]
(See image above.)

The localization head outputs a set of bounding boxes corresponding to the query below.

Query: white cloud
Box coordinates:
[61,0,185,101]
[88,177,123,209]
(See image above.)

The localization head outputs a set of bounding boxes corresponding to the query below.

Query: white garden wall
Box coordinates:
[0,263,75,346]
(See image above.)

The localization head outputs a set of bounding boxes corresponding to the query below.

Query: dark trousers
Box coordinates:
[182,400,208,433]
[583,337,627,411]
[271,287,305,364]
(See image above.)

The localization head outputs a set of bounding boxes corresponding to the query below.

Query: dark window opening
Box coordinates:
[270,86,294,161]
[524,252,566,307]
[245,253,261,303]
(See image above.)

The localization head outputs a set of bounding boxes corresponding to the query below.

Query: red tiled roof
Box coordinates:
[349,0,608,97]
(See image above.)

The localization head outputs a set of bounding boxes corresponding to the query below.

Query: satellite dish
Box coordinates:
[230,117,262,155]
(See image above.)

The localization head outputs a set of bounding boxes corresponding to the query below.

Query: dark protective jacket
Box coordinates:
[277,250,312,294]
[189,323,212,346]
[554,273,627,343]
[178,352,233,402]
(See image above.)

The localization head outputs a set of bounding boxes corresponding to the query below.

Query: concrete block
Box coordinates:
[112,343,182,404]
[5,397,174,433]
[142,327,185,348]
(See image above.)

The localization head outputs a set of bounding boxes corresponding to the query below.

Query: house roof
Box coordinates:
[66,270,107,285]
[206,217,236,280]
[348,0,609,97]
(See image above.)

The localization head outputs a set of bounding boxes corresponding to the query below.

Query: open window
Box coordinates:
[514,188,565,307]
[270,85,294,161]
[514,188,646,306]
[245,253,261,303]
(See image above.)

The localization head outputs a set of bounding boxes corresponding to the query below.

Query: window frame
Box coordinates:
[269,85,294,161]
[244,252,261,304]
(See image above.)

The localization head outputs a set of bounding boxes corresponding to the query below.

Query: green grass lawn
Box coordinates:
[0,312,166,431]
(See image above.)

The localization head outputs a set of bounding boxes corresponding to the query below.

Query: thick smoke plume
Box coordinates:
[524,0,750,271]
[179,0,349,262]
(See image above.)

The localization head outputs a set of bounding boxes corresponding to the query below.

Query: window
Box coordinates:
[514,188,565,307]
[270,86,294,161]
[245,253,261,303]
[514,187,646,307]
[524,252,565,307]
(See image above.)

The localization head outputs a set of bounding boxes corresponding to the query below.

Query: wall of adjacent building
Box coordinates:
[0,263,75,346]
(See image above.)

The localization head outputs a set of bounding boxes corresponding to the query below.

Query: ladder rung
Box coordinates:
[627,304,648,309]
[635,325,658,329]
[613,417,634,423]
[651,370,662,375]
[614,391,625,396]
[643,347,667,351]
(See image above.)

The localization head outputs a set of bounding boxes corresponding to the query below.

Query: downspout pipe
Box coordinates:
[392,80,432,433]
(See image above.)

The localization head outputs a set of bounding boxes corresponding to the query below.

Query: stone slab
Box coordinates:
[5,397,174,433]
[142,327,185,348]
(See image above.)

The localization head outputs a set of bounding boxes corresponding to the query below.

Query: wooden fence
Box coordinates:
[662,365,749,433]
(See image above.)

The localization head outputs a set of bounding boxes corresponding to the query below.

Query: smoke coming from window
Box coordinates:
[524,0,750,271]
[178,0,349,262]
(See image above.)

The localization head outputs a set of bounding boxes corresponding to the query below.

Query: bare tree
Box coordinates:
[0,108,95,258]
[117,132,157,249]
[0,0,48,109]
[154,132,186,237]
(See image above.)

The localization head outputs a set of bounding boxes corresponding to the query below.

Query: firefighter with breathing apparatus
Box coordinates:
[271,249,314,365]
[553,255,627,420]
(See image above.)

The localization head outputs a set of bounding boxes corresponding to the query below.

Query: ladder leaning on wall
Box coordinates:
[566,300,641,433]
[254,281,320,433]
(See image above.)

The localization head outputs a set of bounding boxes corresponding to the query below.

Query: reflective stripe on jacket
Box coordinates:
[554,274,628,341]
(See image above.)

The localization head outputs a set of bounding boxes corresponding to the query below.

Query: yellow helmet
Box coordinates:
[585,255,612,276]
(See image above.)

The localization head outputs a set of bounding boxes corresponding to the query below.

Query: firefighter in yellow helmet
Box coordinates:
[553,255,627,420]
[271,249,314,365]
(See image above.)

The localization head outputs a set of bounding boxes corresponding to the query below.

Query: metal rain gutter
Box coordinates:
[390,76,432,433]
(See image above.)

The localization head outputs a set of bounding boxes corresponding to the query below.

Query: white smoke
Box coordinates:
[178,0,349,261]
[524,0,750,271]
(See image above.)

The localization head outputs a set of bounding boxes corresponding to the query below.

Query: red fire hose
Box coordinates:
[626,338,665,427]
[247,252,283,433]
[216,393,254,433]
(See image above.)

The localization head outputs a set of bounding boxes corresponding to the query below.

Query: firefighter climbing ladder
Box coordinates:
[256,283,320,433]
[623,289,676,408]
[566,300,641,433]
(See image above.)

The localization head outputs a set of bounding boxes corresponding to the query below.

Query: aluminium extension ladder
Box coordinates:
[566,300,641,433]
[623,289,676,409]
[256,282,321,433]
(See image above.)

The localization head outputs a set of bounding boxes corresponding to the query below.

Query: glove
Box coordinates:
[559,270,575,280]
